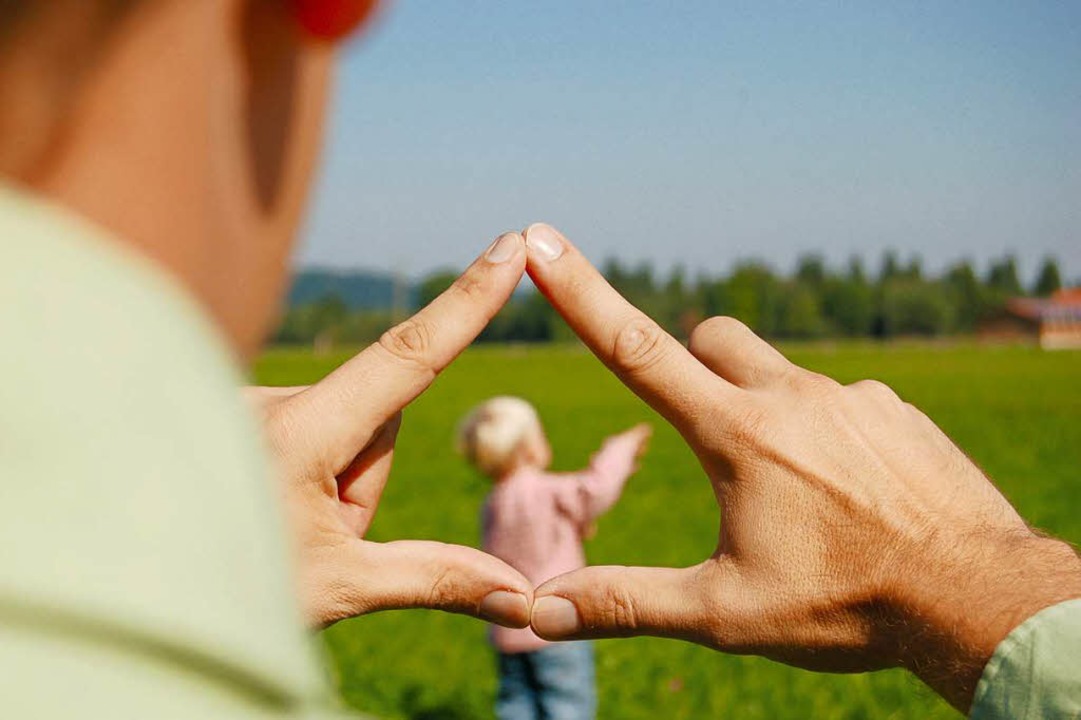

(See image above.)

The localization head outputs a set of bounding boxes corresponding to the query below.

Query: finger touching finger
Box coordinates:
[688,316,793,389]
[346,540,534,628]
[530,564,719,644]
[523,223,736,434]
[290,232,526,472]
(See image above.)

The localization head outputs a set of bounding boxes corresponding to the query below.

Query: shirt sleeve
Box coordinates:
[969,598,1081,720]
[553,433,640,526]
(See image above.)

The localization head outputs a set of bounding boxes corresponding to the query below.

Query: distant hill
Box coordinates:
[287,269,416,310]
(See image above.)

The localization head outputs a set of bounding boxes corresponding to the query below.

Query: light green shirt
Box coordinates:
[0,183,349,717]
[971,598,1081,719]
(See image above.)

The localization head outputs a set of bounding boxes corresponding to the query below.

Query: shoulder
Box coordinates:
[0,184,324,700]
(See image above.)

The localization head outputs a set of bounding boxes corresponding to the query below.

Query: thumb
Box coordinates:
[531,564,721,644]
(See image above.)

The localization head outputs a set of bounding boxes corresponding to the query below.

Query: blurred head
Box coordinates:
[457,397,553,480]
[0,0,376,360]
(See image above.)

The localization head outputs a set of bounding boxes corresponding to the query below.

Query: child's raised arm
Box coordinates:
[554,424,651,528]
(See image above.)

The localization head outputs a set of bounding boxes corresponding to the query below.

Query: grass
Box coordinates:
[253,342,1081,719]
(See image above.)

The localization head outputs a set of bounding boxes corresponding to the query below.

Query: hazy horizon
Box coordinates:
[297,2,1081,284]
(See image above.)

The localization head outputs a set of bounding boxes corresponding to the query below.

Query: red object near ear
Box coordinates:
[290,0,381,42]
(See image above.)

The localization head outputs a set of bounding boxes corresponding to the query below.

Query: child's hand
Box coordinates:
[620,423,653,460]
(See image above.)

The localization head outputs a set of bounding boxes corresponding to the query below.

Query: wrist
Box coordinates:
[891,531,1081,712]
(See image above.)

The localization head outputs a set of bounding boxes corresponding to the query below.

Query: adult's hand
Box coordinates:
[521,223,1081,712]
[253,232,533,629]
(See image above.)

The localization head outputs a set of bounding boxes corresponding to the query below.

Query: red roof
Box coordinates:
[1053,287,1081,303]
[1008,287,1081,322]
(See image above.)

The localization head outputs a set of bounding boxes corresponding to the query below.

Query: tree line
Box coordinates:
[274,253,1066,347]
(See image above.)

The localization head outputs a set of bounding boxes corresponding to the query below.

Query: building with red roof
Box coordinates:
[985,287,1081,349]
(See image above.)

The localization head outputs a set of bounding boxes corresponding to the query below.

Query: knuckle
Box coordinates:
[425,567,457,609]
[693,316,750,345]
[851,378,901,404]
[379,319,434,366]
[688,316,749,356]
[448,271,487,303]
[791,369,837,396]
[612,316,669,376]
[600,586,640,633]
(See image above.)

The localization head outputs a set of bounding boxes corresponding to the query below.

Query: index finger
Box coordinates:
[286,232,527,473]
[523,224,737,435]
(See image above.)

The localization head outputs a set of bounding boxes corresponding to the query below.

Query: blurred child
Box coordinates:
[457,397,651,720]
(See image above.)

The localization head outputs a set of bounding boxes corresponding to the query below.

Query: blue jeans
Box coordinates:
[495,642,597,720]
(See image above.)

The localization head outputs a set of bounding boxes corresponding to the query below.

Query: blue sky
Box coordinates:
[299,1,1081,284]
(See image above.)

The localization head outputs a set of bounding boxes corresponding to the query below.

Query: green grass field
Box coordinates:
[254,342,1081,720]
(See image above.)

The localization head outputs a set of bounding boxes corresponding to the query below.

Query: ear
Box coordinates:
[288,0,382,41]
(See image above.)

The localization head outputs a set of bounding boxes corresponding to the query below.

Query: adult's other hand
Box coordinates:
[522,223,1081,712]
[253,232,533,629]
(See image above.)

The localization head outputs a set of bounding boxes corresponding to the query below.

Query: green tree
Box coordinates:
[944,260,987,332]
[778,282,827,339]
[308,294,349,346]
[660,265,702,338]
[879,251,901,283]
[822,257,874,336]
[274,305,313,345]
[708,263,783,336]
[986,256,1023,296]
[902,257,923,281]
[1033,257,1062,297]
[340,310,395,345]
[481,292,554,343]
[795,254,827,289]
[879,281,955,337]
[604,258,658,309]
[846,256,868,284]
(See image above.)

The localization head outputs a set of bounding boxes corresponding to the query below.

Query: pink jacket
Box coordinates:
[482,433,641,654]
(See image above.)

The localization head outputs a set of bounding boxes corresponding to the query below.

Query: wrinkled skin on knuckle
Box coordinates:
[449,271,487,305]
[425,565,460,611]
[379,319,434,367]
[421,547,486,615]
[595,584,641,635]
[611,317,669,378]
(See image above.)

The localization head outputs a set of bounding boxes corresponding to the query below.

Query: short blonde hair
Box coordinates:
[457,397,542,478]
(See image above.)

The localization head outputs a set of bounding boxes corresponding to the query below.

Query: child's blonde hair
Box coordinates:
[457,396,542,479]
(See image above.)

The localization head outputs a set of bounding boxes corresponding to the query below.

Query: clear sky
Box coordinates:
[298,1,1081,284]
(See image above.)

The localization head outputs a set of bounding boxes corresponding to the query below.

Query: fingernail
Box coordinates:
[485,232,521,264]
[531,596,581,637]
[480,591,530,626]
[525,223,565,262]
